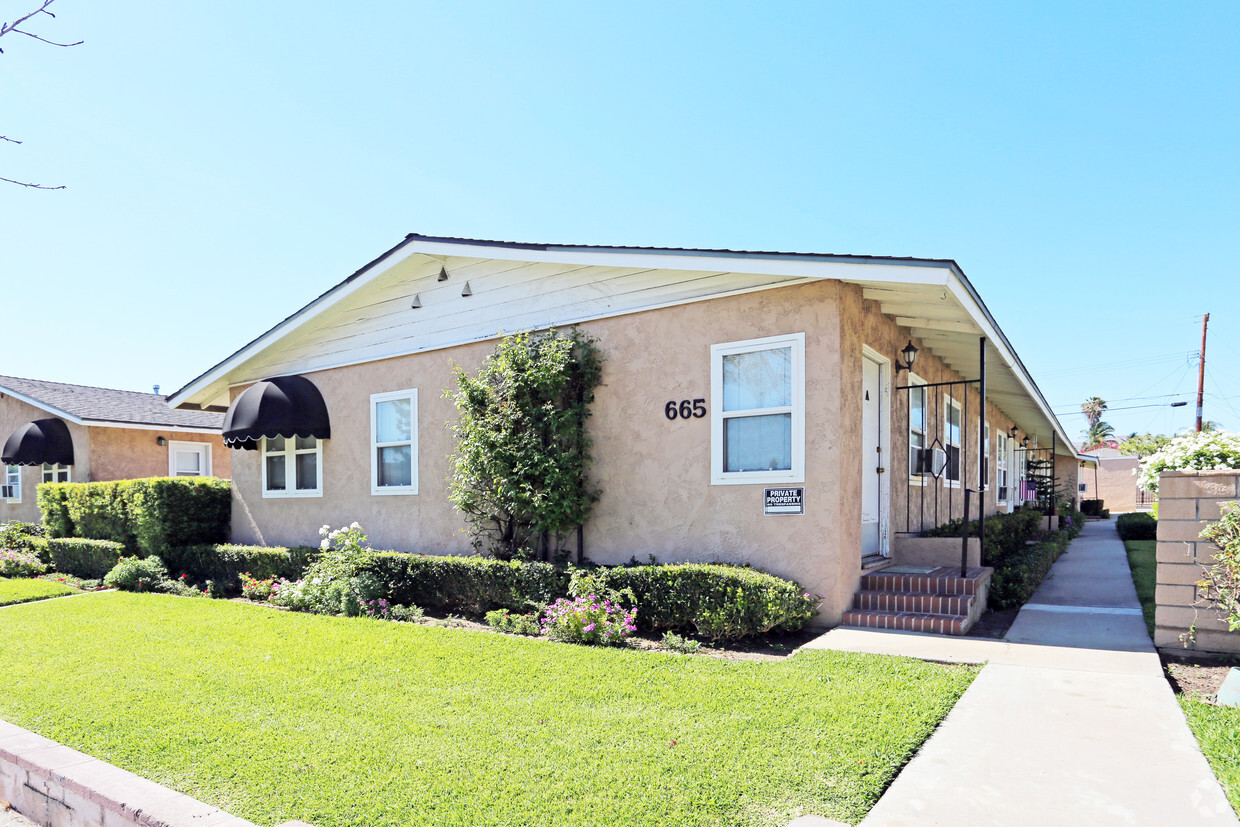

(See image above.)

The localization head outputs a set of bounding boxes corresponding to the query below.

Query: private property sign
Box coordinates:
[764,487,804,515]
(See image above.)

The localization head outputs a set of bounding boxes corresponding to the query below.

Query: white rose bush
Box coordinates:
[1137,430,1240,493]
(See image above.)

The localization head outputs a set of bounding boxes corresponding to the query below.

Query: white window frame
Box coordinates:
[3,464,20,503]
[907,373,927,486]
[168,441,212,478]
[261,435,323,498]
[371,388,419,496]
[42,463,70,484]
[944,395,962,488]
[983,421,991,492]
[996,431,1010,505]
[710,332,805,486]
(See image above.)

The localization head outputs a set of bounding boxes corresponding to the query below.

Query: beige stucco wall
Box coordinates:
[89,428,230,482]
[0,395,91,524]
[228,278,1063,626]
[1079,456,1139,512]
[1153,470,1240,655]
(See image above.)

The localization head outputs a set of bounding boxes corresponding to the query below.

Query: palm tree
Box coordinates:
[1081,397,1108,428]
[1084,421,1116,449]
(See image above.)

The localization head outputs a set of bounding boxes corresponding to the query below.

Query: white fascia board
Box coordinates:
[942,277,1086,460]
[0,385,84,424]
[404,238,953,285]
[82,420,222,435]
[167,242,433,409]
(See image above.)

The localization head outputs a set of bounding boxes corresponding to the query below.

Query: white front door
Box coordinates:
[861,353,886,558]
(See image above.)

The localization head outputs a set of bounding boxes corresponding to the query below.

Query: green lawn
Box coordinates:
[0,593,976,827]
[1180,697,1240,815]
[1123,539,1156,639]
[0,576,75,606]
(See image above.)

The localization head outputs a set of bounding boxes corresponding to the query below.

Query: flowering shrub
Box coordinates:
[0,548,47,578]
[1199,502,1240,631]
[240,571,278,601]
[542,595,637,646]
[272,524,384,616]
[1137,430,1240,493]
[37,572,105,591]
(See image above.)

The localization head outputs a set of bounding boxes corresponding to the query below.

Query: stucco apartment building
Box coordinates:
[1,376,229,524]
[169,235,1087,629]
[1077,445,1142,512]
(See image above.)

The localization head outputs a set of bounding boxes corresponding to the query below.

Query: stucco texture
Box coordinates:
[88,428,230,482]
[227,278,1072,626]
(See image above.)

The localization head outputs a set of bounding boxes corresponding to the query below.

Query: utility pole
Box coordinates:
[1196,313,1210,433]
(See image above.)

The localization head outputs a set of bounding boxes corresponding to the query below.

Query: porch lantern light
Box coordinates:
[1021,436,1030,448]
[156,436,166,447]
[894,340,918,374]
[1009,426,1019,439]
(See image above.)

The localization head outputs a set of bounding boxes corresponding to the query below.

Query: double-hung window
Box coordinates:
[2,465,20,502]
[371,389,418,495]
[908,374,927,484]
[262,436,322,497]
[996,432,1010,503]
[42,464,70,484]
[711,333,805,485]
[944,396,962,486]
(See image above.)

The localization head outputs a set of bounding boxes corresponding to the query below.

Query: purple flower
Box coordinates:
[582,623,595,632]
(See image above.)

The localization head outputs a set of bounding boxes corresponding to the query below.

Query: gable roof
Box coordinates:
[0,375,223,432]
[167,233,1088,460]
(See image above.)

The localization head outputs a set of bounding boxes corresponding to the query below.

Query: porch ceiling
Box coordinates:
[853,281,1076,457]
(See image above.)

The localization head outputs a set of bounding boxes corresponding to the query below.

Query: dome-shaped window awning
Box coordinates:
[1,418,75,466]
[222,375,331,451]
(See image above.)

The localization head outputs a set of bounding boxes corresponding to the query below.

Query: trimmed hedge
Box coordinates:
[599,563,817,639]
[162,544,318,593]
[366,553,570,616]
[988,532,1071,609]
[0,521,45,553]
[1080,498,1106,517]
[37,478,231,555]
[46,538,125,579]
[1117,512,1157,541]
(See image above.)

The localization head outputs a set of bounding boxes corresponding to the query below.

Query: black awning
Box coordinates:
[222,375,331,450]
[1,418,75,466]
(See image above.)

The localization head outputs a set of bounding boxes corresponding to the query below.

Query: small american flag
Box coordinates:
[1020,480,1038,500]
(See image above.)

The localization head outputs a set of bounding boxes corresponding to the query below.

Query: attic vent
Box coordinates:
[410,293,422,309]
[461,281,473,297]
[437,266,449,282]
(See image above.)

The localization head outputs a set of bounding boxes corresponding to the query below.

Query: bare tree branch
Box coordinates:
[0,174,65,190]
[0,1,82,53]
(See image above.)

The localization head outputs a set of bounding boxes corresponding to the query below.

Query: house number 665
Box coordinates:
[665,399,707,420]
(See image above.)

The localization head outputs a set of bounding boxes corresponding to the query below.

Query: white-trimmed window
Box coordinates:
[996,432,1010,503]
[907,374,927,485]
[2,465,20,502]
[711,332,805,485]
[42,464,70,483]
[983,422,991,491]
[168,441,212,477]
[944,396,962,486]
[262,436,322,497]
[371,389,418,495]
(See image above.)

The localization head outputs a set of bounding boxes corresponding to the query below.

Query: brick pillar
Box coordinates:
[1154,470,1240,654]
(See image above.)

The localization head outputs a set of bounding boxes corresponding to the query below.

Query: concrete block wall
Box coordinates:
[1153,470,1240,655]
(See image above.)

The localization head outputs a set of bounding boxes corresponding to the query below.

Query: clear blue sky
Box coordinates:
[2,1,1237,442]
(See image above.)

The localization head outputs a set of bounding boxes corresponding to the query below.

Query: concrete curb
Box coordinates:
[0,719,312,827]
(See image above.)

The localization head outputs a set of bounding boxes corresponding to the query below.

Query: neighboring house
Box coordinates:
[0,376,230,524]
[1077,445,1142,512]
[168,234,1088,629]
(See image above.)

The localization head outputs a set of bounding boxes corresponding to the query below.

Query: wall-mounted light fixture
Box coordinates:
[1021,436,1030,449]
[156,436,167,447]
[1009,426,1019,439]
[893,340,918,374]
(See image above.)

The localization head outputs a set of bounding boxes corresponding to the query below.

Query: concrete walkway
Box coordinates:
[802,520,1238,826]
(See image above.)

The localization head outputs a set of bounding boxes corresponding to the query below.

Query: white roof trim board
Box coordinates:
[169,235,1087,459]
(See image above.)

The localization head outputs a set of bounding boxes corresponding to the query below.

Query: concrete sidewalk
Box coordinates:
[802,519,1237,826]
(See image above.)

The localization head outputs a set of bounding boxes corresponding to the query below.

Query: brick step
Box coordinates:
[852,590,975,615]
[841,608,969,636]
[861,565,990,596]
